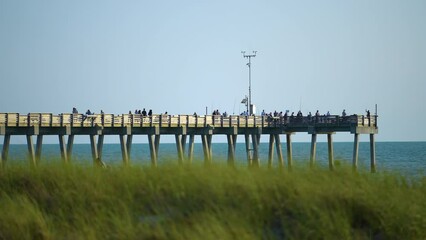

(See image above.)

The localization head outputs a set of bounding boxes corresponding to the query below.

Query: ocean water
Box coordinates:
[1,142,425,177]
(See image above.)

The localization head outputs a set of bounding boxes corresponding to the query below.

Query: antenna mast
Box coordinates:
[241,51,257,115]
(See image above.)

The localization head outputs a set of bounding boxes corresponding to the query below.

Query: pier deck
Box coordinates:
[0,113,378,171]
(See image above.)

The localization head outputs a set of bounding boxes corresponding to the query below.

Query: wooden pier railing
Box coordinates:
[0,113,377,129]
[0,113,378,172]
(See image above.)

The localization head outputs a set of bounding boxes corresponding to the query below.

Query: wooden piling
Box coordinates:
[97,135,104,162]
[327,133,334,170]
[119,135,129,165]
[352,133,359,171]
[251,134,260,167]
[59,135,68,162]
[370,134,376,173]
[245,134,252,165]
[1,134,11,164]
[227,134,236,166]
[268,134,275,168]
[207,134,213,162]
[181,135,187,157]
[188,134,195,163]
[148,134,158,167]
[35,135,43,163]
[26,135,36,166]
[126,135,132,160]
[89,134,99,165]
[274,134,284,169]
[67,135,74,160]
[286,134,293,171]
[175,134,184,164]
[154,135,160,159]
[201,134,210,164]
[310,134,317,168]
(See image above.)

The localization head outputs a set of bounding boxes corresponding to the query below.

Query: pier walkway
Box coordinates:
[0,113,378,171]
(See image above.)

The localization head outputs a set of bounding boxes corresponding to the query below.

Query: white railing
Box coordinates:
[0,113,377,128]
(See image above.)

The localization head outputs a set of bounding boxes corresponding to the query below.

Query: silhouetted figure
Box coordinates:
[142,108,147,116]
[148,109,152,116]
[72,107,78,114]
[366,110,371,126]
[315,110,320,123]
[342,109,346,117]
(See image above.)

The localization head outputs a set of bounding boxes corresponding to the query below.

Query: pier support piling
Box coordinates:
[268,134,275,168]
[251,134,260,167]
[126,135,132,160]
[370,134,376,173]
[327,133,334,170]
[275,134,284,169]
[245,134,252,165]
[148,134,158,167]
[26,135,36,166]
[181,135,187,157]
[59,135,68,163]
[119,135,129,165]
[97,135,104,162]
[67,135,74,160]
[175,134,184,164]
[227,134,237,166]
[188,134,195,163]
[1,134,11,164]
[352,133,359,171]
[310,134,317,168]
[35,135,43,163]
[89,135,99,165]
[201,134,212,164]
[89,134,105,167]
[286,134,293,171]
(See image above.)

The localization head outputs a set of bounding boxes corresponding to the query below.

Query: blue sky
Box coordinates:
[1,0,425,143]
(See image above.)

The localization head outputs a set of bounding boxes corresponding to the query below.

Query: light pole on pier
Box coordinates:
[241,51,257,115]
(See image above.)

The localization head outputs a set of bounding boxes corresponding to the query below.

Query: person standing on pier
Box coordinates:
[366,110,371,126]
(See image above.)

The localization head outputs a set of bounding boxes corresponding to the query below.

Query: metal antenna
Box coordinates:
[242,51,257,115]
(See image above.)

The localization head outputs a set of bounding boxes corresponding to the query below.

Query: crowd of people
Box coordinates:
[71,107,371,121]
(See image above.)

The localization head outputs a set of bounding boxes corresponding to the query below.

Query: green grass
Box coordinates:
[0,160,425,239]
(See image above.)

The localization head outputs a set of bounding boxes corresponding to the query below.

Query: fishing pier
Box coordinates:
[0,113,378,172]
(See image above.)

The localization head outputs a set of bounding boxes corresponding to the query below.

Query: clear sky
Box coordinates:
[1,0,425,143]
